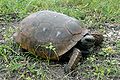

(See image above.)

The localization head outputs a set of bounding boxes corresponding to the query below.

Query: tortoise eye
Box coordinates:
[85,38,95,42]
[83,33,90,37]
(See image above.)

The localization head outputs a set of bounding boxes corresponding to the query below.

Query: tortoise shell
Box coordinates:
[14,10,88,60]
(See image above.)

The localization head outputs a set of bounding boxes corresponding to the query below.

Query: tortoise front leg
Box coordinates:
[64,48,82,73]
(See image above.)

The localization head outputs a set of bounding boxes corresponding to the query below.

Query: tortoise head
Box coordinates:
[80,33,95,49]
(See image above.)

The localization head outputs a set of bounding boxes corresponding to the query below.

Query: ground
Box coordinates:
[0,0,120,80]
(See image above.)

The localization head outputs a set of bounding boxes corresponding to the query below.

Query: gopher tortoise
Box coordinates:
[14,10,103,73]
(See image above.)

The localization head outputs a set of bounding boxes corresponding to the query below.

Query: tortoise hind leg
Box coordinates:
[20,48,28,52]
[64,48,82,73]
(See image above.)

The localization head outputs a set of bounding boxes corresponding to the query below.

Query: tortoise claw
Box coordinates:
[64,64,71,73]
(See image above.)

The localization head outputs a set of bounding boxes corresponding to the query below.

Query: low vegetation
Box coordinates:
[0,0,120,80]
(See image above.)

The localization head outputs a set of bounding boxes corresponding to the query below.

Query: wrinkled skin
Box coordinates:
[64,33,103,73]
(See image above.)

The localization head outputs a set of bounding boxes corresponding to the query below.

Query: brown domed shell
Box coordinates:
[14,10,88,60]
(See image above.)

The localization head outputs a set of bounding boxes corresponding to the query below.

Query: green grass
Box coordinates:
[0,0,120,80]
[0,0,120,22]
